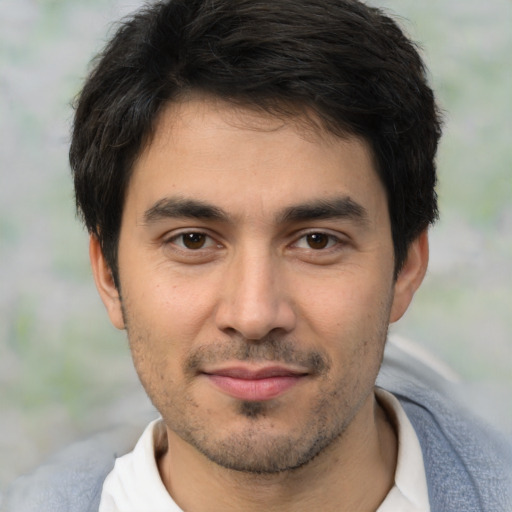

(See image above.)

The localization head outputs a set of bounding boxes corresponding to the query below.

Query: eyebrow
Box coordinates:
[276,197,369,225]
[142,195,368,226]
[143,197,228,224]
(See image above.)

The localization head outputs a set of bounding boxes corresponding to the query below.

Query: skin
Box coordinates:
[91,96,428,511]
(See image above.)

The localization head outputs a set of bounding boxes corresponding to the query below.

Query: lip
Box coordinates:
[202,365,308,401]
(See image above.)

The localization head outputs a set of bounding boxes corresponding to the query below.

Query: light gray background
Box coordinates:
[1,0,511,494]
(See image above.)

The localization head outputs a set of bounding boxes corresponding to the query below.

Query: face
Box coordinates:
[92,96,426,473]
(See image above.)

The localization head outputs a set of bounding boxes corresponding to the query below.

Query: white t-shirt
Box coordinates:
[375,389,430,512]
[99,389,430,511]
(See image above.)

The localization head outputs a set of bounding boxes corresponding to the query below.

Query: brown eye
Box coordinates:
[306,233,330,249]
[181,232,207,249]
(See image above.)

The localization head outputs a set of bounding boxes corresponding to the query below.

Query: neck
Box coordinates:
[158,390,397,512]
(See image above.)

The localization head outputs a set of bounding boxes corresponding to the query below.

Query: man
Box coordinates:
[3,0,511,511]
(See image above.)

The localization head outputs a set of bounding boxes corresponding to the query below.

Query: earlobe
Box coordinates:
[389,230,429,323]
[89,235,125,330]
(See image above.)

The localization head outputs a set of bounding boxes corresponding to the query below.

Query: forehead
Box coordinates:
[126,96,387,225]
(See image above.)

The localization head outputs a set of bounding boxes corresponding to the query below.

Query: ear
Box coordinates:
[389,230,429,323]
[89,234,125,330]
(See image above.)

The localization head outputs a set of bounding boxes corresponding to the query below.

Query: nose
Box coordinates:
[214,249,296,340]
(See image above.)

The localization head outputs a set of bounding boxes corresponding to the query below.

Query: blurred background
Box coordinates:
[1,0,511,495]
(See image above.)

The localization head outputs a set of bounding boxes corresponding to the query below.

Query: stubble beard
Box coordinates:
[173,384,359,475]
[122,300,388,475]
[126,332,382,475]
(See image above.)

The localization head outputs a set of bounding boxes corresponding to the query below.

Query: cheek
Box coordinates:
[296,272,393,382]
[124,267,215,337]
[297,271,393,335]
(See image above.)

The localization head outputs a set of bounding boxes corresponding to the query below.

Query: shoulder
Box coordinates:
[378,336,512,512]
[1,422,147,512]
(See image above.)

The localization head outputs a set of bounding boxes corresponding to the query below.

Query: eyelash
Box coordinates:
[292,232,343,251]
[164,229,345,254]
[164,231,220,251]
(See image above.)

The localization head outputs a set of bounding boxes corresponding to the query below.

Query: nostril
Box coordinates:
[215,300,296,341]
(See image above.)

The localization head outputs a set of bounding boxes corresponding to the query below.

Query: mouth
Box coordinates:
[201,365,309,401]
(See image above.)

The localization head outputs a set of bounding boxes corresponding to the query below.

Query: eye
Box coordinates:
[169,232,218,250]
[294,232,340,250]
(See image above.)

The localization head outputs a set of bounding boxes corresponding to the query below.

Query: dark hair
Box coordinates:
[70,0,442,285]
